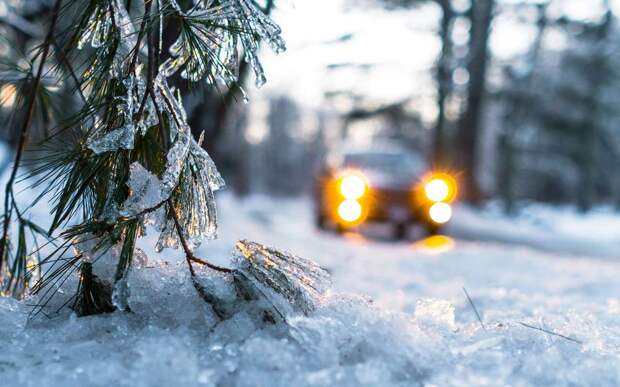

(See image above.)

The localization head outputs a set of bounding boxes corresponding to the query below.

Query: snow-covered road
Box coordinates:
[2,194,620,386]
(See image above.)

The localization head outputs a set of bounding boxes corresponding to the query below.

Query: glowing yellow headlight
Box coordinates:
[429,202,452,224]
[339,174,367,200]
[424,178,450,202]
[337,200,363,223]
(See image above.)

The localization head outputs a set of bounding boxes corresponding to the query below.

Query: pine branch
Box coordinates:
[0,0,63,279]
[52,40,87,105]
[11,0,285,313]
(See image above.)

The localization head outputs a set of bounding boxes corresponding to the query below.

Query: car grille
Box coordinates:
[371,187,413,207]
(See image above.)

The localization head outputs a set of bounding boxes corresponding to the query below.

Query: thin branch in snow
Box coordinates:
[519,322,583,345]
[463,287,486,332]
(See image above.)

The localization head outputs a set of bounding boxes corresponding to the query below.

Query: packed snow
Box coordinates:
[2,189,620,386]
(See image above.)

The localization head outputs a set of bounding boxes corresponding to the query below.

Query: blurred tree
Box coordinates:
[457,0,494,203]
[256,95,325,196]
[497,2,549,214]
[374,0,455,167]
[572,5,614,212]
[432,0,454,167]
[497,0,619,211]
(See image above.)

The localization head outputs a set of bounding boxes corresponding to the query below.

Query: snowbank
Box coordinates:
[448,202,620,258]
[3,256,620,386]
[2,190,620,385]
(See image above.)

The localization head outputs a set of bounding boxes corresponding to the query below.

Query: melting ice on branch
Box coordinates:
[161,0,286,88]
[232,240,332,319]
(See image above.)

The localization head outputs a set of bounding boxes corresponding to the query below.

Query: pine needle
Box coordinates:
[463,287,486,332]
[519,322,583,345]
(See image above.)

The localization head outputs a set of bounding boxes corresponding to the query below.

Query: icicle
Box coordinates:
[77,8,112,50]
[87,66,154,154]
[155,219,178,253]
[76,0,139,76]
[232,240,332,319]
[110,0,138,76]
[194,131,225,191]
[235,0,286,54]
[157,0,163,53]
[112,277,131,311]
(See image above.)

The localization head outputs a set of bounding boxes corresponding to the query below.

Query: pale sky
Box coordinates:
[247,0,620,134]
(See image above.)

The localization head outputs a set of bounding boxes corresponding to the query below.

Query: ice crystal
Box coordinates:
[120,162,166,217]
[232,240,332,319]
[87,69,156,154]
[77,6,111,50]
[133,247,148,269]
[87,124,135,154]
[72,234,103,263]
[112,277,131,311]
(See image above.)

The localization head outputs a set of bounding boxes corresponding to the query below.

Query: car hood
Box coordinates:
[361,169,419,191]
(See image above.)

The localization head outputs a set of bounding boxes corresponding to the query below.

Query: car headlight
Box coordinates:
[339,173,367,200]
[424,178,450,202]
[337,200,363,222]
[429,202,452,224]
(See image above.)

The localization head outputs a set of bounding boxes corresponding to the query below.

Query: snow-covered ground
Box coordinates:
[2,192,620,386]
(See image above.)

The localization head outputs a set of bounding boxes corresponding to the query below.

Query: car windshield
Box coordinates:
[343,151,424,175]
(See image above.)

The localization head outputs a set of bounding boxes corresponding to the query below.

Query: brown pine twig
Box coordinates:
[167,199,231,275]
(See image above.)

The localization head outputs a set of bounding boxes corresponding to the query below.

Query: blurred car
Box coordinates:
[313,146,457,239]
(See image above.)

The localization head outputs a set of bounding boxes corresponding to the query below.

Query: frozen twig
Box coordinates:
[519,322,582,344]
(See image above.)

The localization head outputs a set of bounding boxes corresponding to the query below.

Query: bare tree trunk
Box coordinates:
[432,0,453,167]
[457,0,494,203]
